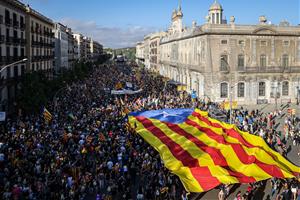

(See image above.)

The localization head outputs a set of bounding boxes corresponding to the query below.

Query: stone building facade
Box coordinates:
[54,23,68,73]
[149,32,166,72]
[73,33,84,61]
[25,5,54,74]
[66,27,75,69]
[90,39,103,62]
[136,41,145,66]
[0,0,27,111]
[137,0,300,105]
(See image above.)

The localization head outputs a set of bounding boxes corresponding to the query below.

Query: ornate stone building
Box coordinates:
[137,0,300,105]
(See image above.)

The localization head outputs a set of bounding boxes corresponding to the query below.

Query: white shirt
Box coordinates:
[0,153,4,161]
[107,161,113,170]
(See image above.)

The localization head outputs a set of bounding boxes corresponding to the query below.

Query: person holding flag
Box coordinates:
[42,107,52,123]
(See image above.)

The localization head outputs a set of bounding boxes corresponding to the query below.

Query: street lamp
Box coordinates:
[0,58,28,73]
[0,58,27,112]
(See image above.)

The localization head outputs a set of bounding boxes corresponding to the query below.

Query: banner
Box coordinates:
[111,89,143,95]
[221,101,238,110]
[115,82,123,90]
[0,112,6,121]
[129,108,300,193]
[177,85,187,91]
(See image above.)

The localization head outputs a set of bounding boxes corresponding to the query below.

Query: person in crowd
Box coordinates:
[0,63,299,200]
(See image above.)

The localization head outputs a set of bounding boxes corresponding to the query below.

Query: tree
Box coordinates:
[17,71,48,113]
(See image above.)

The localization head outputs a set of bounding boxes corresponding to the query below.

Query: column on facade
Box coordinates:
[250,38,257,66]
[186,69,191,92]
[179,68,183,83]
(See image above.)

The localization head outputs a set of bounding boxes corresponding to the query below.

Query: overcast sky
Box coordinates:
[21,0,300,48]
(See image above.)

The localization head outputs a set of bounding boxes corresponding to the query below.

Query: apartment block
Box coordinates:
[25,5,54,74]
[54,22,68,73]
[0,0,27,111]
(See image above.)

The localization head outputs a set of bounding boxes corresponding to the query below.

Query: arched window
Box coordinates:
[237,82,245,98]
[212,13,215,24]
[238,54,245,70]
[216,13,220,24]
[282,54,289,68]
[220,55,228,71]
[282,81,289,96]
[260,54,266,67]
[258,82,266,96]
[220,82,228,98]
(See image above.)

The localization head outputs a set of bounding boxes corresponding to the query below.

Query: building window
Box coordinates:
[6,46,10,57]
[258,82,266,96]
[220,82,228,98]
[212,13,215,24]
[238,40,245,46]
[14,65,18,77]
[237,82,245,98]
[282,81,289,96]
[220,55,228,71]
[283,41,289,46]
[21,65,25,76]
[5,9,10,24]
[282,54,289,68]
[238,54,245,70]
[260,41,267,46]
[21,48,24,57]
[221,40,227,45]
[6,66,10,78]
[260,54,266,67]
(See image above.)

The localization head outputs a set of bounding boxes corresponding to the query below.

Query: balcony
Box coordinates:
[20,23,25,30]
[32,56,40,62]
[240,66,300,73]
[5,18,12,26]
[12,56,20,62]
[46,42,55,48]
[0,56,6,65]
[237,66,245,72]
[159,60,205,73]
[13,20,19,28]
[0,35,4,44]
[6,56,13,63]
[13,37,20,45]
[31,41,40,47]
[289,66,300,73]
[20,38,26,46]
[6,37,13,45]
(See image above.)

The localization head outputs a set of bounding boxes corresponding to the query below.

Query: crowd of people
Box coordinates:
[0,62,299,200]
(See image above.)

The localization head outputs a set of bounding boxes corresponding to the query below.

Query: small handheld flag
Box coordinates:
[43,107,52,122]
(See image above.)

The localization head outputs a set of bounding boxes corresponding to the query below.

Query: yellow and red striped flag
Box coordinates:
[129,108,300,193]
[43,107,52,122]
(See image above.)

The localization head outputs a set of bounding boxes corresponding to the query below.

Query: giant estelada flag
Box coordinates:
[129,108,300,193]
